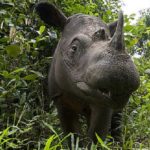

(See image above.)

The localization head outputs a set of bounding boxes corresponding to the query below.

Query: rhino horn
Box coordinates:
[109,11,125,51]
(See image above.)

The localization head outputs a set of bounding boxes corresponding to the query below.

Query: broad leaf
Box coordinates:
[5,44,21,57]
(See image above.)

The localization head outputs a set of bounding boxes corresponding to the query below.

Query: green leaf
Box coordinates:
[0,127,10,142]
[10,68,26,74]
[5,44,21,57]
[96,133,110,150]
[24,74,38,80]
[39,25,45,35]
[0,37,9,43]
[44,135,57,150]
[0,71,15,79]
[30,70,44,78]
[42,121,57,135]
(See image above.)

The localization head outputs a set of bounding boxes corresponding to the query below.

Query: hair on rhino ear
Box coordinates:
[35,2,67,30]
[108,20,118,37]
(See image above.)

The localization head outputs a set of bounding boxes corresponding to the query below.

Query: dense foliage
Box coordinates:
[0,0,149,149]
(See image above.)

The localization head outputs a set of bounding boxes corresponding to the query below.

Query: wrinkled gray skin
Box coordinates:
[36,2,140,147]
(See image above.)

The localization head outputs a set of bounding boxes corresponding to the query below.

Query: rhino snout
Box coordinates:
[85,58,140,97]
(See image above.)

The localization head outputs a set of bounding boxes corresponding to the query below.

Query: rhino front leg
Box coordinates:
[87,106,113,144]
[56,100,81,149]
[111,111,122,142]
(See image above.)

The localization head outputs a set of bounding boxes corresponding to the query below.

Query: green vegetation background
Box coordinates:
[0,0,150,149]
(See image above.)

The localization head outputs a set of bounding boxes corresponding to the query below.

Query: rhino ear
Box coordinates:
[36,2,67,30]
[108,21,118,37]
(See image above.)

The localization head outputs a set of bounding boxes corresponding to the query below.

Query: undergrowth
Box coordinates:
[0,0,150,149]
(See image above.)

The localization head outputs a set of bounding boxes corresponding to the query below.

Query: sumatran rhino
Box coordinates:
[36,2,140,146]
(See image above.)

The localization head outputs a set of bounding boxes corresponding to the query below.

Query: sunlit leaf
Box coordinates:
[145,69,150,75]
[96,133,110,150]
[39,25,45,35]
[23,74,38,80]
[30,70,44,78]
[10,68,26,74]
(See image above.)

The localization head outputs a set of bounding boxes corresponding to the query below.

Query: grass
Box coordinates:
[0,93,149,150]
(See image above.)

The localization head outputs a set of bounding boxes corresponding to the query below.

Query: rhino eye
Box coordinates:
[71,45,78,52]
[70,39,80,53]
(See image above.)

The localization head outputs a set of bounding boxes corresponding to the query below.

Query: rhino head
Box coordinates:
[36,2,139,109]
[36,2,140,145]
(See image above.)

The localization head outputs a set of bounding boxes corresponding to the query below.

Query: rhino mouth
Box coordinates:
[76,82,130,109]
[76,82,112,106]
